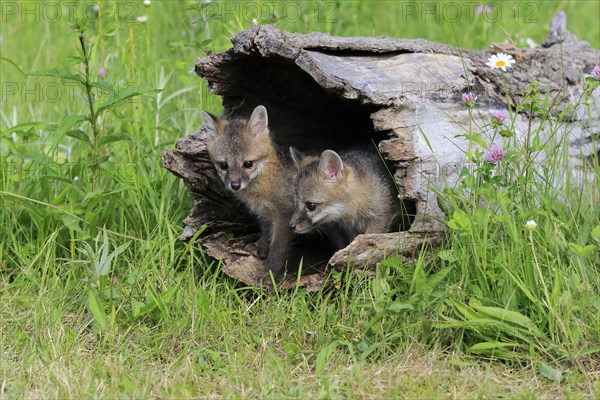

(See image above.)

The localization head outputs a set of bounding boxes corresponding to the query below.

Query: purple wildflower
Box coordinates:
[462,92,478,103]
[476,5,492,15]
[592,65,600,80]
[490,109,509,125]
[97,67,106,80]
[484,143,506,164]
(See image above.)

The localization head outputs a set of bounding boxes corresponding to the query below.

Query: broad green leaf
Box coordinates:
[1,121,46,136]
[388,302,414,313]
[591,225,600,242]
[468,341,520,355]
[471,305,542,335]
[97,242,130,276]
[98,134,130,146]
[448,299,480,321]
[315,343,337,375]
[568,243,597,258]
[29,68,85,84]
[92,81,116,93]
[88,289,108,331]
[438,250,458,263]
[66,129,92,146]
[61,214,82,232]
[132,299,145,318]
[539,362,562,383]
[51,115,88,148]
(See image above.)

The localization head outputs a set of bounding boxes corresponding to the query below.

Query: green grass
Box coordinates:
[1,0,599,398]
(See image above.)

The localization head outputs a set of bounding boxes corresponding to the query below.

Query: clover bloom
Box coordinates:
[592,65,600,80]
[462,92,478,103]
[490,109,509,125]
[484,143,506,164]
[525,220,537,231]
[476,5,492,15]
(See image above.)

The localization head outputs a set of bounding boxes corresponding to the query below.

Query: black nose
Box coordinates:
[230,181,241,191]
[288,223,296,231]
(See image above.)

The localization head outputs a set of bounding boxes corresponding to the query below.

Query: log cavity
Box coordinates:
[216,55,416,235]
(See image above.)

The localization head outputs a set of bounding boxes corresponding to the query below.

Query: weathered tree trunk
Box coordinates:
[163,12,599,289]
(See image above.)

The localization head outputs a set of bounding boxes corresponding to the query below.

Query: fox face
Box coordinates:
[289,149,347,234]
[202,106,273,192]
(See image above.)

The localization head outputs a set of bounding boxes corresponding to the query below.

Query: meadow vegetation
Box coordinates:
[1,1,599,397]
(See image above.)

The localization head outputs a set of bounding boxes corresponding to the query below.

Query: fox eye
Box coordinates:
[243,160,253,169]
[218,162,228,170]
[306,202,317,211]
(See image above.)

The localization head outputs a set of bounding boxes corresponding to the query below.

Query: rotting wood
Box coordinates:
[163,12,599,289]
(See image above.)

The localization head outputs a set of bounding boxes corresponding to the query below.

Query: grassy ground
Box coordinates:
[1,0,599,398]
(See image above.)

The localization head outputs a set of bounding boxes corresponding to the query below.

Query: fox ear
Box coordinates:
[202,111,220,141]
[289,147,304,170]
[248,105,269,138]
[319,150,344,183]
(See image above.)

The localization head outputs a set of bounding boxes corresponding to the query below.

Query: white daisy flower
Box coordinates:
[143,0,151,5]
[486,52,516,71]
[136,15,148,23]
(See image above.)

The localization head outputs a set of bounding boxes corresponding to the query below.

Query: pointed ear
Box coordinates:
[289,147,304,170]
[202,111,220,141]
[319,150,344,183]
[247,105,269,138]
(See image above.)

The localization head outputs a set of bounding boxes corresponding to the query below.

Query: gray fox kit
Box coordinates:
[202,105,296,280]
[288,148,400,249]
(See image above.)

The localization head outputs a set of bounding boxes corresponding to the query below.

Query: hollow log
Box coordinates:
[163,12,599,289]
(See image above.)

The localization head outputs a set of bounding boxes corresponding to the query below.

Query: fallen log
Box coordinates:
[163,12,599,289]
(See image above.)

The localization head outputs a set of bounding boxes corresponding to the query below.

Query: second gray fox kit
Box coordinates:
[288,148,400,249]
[202,105,295,279]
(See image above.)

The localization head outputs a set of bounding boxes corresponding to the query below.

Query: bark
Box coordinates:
[163,12,599,289]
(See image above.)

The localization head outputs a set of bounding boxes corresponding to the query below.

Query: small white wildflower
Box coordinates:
[74,176,80,182]
[486,52,516,71]
[136,15,148,23]
[525,220,537,231]
[252,18,258,25]
[143,0,151,5]
[525,38,537,48]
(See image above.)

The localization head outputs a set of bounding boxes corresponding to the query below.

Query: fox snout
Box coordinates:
[289,212,312,233]
[222,168,248,192]
[226,178,247,191]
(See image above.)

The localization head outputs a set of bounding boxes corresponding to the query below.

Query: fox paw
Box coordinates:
[245,241,269,259]
[252,269,282,286]
[255,242,269,259]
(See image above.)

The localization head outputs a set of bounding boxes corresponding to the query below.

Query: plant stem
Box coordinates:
[79,31,100,191]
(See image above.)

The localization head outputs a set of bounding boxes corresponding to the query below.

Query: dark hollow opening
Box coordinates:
[215,54,416,270]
